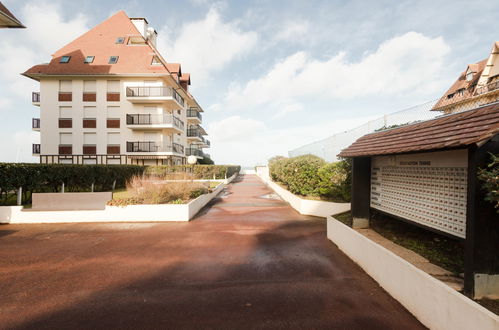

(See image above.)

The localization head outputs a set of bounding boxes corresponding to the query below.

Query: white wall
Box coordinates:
[38,76,189,162]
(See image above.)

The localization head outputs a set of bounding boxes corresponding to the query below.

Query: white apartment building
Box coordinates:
[24,11,210,165]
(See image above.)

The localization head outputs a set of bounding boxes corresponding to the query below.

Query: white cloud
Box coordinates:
[0,1,89,163]
[157,7,258,83]
[273,19,310,43]
[22,2,89,54]
[208,114,377,166]
[222,32,450,111]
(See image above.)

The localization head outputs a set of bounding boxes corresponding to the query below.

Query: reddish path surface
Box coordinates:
[0,174,424,329]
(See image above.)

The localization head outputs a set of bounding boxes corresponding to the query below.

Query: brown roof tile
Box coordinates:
[0,1,24,28]
[338,102,499,157]
[23,11,169,77]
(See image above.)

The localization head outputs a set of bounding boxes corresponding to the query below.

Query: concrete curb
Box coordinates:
[327,216,499,330]
[255,166,350,217]
[0,174,238,223]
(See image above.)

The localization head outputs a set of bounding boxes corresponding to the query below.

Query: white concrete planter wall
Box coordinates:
[255,166,350,217]
[0,174,237,224]
[327,216,499,330]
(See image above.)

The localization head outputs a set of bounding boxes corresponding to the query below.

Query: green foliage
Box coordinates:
[0,163,145,205]
[198,156,215,165]
[478,153,499,213]
[145,165,240,179]
[269,155,351,202]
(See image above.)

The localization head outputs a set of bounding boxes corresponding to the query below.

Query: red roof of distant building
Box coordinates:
[339,102,499,157]
[0,1,25,28]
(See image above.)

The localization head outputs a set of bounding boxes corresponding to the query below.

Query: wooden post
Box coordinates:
[464,139,499,298]
[351,157,371,228]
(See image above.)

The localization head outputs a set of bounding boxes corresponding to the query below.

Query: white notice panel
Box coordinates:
[371,149,468,238]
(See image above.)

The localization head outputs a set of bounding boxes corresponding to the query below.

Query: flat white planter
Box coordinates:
[0,174,237,224]
[327,216,499,330]
[255,166,350,217]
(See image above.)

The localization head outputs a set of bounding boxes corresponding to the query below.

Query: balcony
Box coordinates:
[126,141,184,155]
[32,92,40,105]
[32,143,40,155]
[187,128,203,141]
[126,114,184,132]
[186,108,202,123]
[185,148,203,158]
[125,86,184,109]
[32,118,40,131]
[201,137,211,148]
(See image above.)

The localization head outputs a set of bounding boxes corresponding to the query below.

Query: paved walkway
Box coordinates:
[0,174,424,329]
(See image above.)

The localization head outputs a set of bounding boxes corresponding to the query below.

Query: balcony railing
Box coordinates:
[32,118,40,129]
[125,86,184,107]
[126,114,184,130]
[126,141,184,154]
[32,92,40,103]
[187,108,202,120]
[187,129,203,138]
[185,148,203,157]
[32,144,40,154]
[476,80,499,96]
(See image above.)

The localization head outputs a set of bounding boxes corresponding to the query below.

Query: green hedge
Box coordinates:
[478,153,499,213]
[146,165,240,179]
[0,163,145,205]
[269,155,351,202]
[0,163,241,206]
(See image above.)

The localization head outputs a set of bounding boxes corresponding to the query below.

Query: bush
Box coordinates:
[478,153,499,213]
[146,165,240,179]
[108,174,210,206]
[0,163,145,205]
[0,163,240,206]
[269,155,351,202]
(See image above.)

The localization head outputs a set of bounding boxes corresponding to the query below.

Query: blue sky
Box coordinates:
[1,0,498,166]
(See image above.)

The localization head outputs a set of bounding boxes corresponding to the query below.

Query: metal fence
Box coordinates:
[288,97,489,162]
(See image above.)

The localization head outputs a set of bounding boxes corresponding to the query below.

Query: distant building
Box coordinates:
[432,41,499,114]
[0,2,25,28]
[23,11,210,165]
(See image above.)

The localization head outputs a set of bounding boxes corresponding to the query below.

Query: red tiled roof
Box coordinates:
[432,59,487,110]
[338,102,499,157]
[23,11,169,77]
[165,63,181,74]
[180,73,190,84]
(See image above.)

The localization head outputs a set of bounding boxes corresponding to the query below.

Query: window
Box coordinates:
[108,56,119,64]
[466,72,474,82]
[115,37,125,44]
[59,56,71,63]
[84,56,95,64]
[151,56,162,65]
[83,80,96,92]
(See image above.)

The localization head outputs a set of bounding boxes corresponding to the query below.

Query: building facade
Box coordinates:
[24,11,209,165]
[432,41,499,114]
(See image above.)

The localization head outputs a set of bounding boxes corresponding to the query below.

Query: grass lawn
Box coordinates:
[333,211,464,275]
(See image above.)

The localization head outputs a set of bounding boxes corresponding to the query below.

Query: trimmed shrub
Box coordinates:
[269,155,351,202]
[0,163,240,205]
[146,165,240,179]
